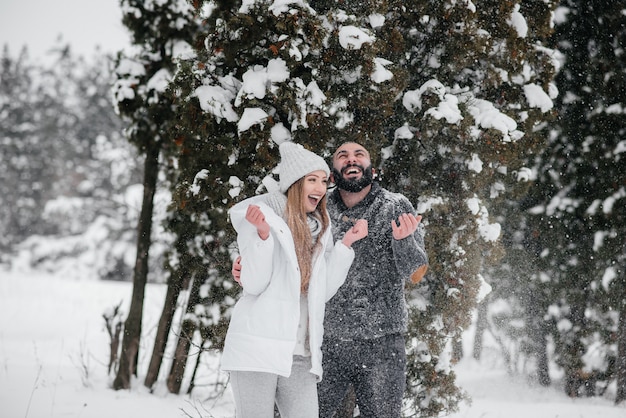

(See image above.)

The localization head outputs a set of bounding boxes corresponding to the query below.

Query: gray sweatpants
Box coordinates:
[229,355,318,418]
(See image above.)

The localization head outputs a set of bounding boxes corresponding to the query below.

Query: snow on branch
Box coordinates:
[190,169,210,196]
[111,58,146,105]
[234,59,290,105]
[467,196,501,242]
[239,0,314,17]
[523,83,554,113]
[194,80,239,123]
[371,57,393,83]
[507,4,528,38]
[338,25,375,49]
[467,98,520,142]
[238,108,269,133]
[403,79,523,142]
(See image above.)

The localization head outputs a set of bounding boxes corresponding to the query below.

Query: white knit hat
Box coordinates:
[278,142,330,193]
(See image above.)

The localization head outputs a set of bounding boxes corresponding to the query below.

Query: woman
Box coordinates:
[221,141,367,418]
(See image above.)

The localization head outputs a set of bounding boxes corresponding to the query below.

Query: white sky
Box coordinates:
[0,0,130,59]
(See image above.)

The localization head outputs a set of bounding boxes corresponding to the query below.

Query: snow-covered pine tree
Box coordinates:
[165,0,333,395]
[0,48,55,256]
[370,1,558,415]
[169,0,559,414]
[424,0,563,389]
[0,45,139,278]
[110,0,199,390]
[523,0,626,399]
[0,46,92,251]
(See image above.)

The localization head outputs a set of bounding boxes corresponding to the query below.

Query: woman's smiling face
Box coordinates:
[302,170,328,213]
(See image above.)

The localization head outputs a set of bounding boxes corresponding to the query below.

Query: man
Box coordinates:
[317,142,428,417]
[232,142,428,417]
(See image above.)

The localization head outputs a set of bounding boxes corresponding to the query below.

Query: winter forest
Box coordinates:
[1,0,625,417]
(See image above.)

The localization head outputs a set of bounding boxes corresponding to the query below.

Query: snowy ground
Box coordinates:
[1,270,624,418]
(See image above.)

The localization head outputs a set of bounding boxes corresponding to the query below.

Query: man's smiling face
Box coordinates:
[331,142,374,193]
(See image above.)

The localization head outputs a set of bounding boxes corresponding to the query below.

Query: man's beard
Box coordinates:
[332,164,374,192]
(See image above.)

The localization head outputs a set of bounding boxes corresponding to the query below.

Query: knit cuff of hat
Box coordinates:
[278,142,330,193]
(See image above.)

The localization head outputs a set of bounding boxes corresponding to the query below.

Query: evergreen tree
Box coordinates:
[0,44,140,278]
[378,1,558,414]
[111,0,199,390]
[523,0,626,399]
[168,0,558,414]
[41,49,145,280]
[0,47,42,257]
[164,0,330,394]
[0,47,67,254]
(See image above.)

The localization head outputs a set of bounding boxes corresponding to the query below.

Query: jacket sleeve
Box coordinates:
[236,214,275,296]
[323,231,355,301]
[391,197,429,284]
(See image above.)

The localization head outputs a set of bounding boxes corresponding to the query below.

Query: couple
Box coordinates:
[222,141,429,418]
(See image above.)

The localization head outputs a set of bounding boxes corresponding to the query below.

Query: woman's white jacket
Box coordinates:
[220,194,354,381]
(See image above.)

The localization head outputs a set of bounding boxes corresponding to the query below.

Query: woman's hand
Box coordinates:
[245,205,270,240]
[232,256,242,285]
[341,219,368,248]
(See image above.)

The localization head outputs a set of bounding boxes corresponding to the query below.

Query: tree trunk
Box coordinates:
[526,287,550,386]
[616,297,626,404]
[167,318,197,393]
[167,273,204,393]
[186,331,209,395]
[472,298,488,360]
[113,143,160,390]
[563,293,587,398]
[535,321,551,387]
[144,252,189,389]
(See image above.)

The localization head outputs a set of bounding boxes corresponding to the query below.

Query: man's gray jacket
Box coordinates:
[324,182,429,341]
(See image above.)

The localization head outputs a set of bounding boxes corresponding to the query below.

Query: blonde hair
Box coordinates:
[285,177,329,293]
